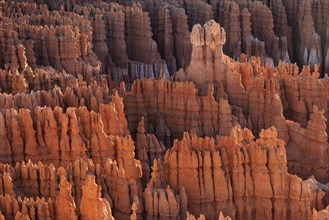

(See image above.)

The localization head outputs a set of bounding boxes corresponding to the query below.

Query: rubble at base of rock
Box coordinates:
[1,1,329,220]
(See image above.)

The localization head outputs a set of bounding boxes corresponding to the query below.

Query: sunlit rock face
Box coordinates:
[0,1,329,220]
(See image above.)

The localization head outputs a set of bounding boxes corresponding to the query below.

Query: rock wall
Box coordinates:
[164,127,317,219]
[0,92,128,167]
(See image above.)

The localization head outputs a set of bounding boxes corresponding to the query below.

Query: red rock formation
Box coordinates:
[312,0,329,73]
[125,4,163,72]
[183,0,213,30]
[107,4,129,69]
[144,184,183,218]
[296,0,322,70]
[281,64,328,128]
[249,1,289,65]
[0,3,101,77]
[0,66,77,95]
[164,126,316,219]
[326,49,329,74]
[286,105,329,182]
[240,8,253,56]
[1,1,329,220]
[158,6,176,73]
[173,19,226,87]
[0,158,141,218]
[24,39,36,68]
[187,211,231,220]
[92,11,110,72]
[55,176,77,220]
[79,175,114,219]
[0,92,129,166]
[218,1,241,59]
[271,2,293,60]
[0,83,105,112]
[124,57,289,143]
[149,2,193,73]
[135,117,166,184]
[122,78,244,139]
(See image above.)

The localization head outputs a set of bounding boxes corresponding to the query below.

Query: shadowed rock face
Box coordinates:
[1,1,329,220]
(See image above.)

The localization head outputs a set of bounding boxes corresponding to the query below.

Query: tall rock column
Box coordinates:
[158,6,176,73]
[79,175,114,220]
[296,0,322,70]
[218,1,241,59]
[55,176,77,220]
[107,7,129,68]
[179,20,226,86]
[93,11,110,72]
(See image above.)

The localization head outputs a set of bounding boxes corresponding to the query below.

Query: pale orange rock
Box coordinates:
[174,19,226,86]
[1,2,329,220]
[16,44,28,71]
[0,66,77,95]
[79,175,114,220]
[55,176,77,220]
[186,211,231,220]
[2,172,15,197]
[164,126,316,219]
[144,183,181,218]
[286,105,329,182]
[0,91,133,166]
[136,117,166,185]
[130,202,137,220]
[123,79,227,138]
